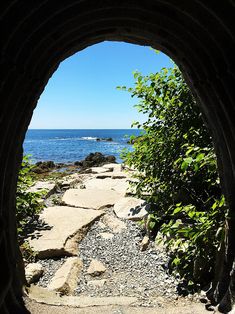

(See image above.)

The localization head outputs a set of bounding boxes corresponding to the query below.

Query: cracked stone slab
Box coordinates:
[28,206,104,258]
[62,189,123,210]
[113,197,149,221]
[84,178,128,194]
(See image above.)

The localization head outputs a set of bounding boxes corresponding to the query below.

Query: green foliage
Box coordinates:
[119,67,227,288]
[16,155,44,243]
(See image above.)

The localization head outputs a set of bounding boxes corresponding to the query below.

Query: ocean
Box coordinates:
[23,129,141,164]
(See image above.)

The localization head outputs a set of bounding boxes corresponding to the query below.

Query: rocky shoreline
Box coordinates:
[23,153,203,310]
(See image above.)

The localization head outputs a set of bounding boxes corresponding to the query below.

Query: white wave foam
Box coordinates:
[81,137,97,140]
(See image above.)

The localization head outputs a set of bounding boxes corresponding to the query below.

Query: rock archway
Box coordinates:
[0,1,235,313]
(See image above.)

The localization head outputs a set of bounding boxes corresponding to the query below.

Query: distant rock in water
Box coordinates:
[96,137,113,142]
[74,152,116,168]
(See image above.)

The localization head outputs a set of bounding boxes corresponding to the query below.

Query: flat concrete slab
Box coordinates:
[84,178,128,194]
[62,189,123,210]
[113,197,149,220]
[28,206,104,258]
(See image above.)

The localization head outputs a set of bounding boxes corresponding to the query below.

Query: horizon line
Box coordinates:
[27,128,139,130]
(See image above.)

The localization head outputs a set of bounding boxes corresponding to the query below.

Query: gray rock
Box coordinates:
[113,197,149,221]
[87,259,107,276]
[48,257,83,295]
[25,263,44,284]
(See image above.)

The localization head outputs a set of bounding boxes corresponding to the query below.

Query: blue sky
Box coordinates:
[29,41,173,129]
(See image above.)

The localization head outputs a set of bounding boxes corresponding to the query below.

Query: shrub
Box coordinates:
[118,66,227,289]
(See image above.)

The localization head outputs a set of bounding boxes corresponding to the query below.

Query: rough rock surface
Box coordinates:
[48,257,83,295]
[57,173,82,189]
[113,197,149,220]
[62,189,123,210]
[28,206,104,258]
[87,259,107,276]
[25,263,44,284]
[102,214,127,233]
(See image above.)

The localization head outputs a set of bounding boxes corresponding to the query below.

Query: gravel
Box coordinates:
[75,209,180,305]
[37,257,68,287]
[34,207,181,307]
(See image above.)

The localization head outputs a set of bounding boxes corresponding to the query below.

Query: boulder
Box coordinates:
[25,263,44,284]
[105,155,116,162]
[113,197,149,221]
[87,259,106,276]
[28,206,104,258]
[33,161,56,173]
[48,257,83,295]
[74,152,116,169]
[62,188,122,210]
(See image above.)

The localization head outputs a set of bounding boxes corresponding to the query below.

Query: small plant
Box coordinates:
[16,155,44,243]
[20,241,38,263]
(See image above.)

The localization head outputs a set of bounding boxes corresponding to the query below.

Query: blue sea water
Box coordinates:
[23,129,141,164]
